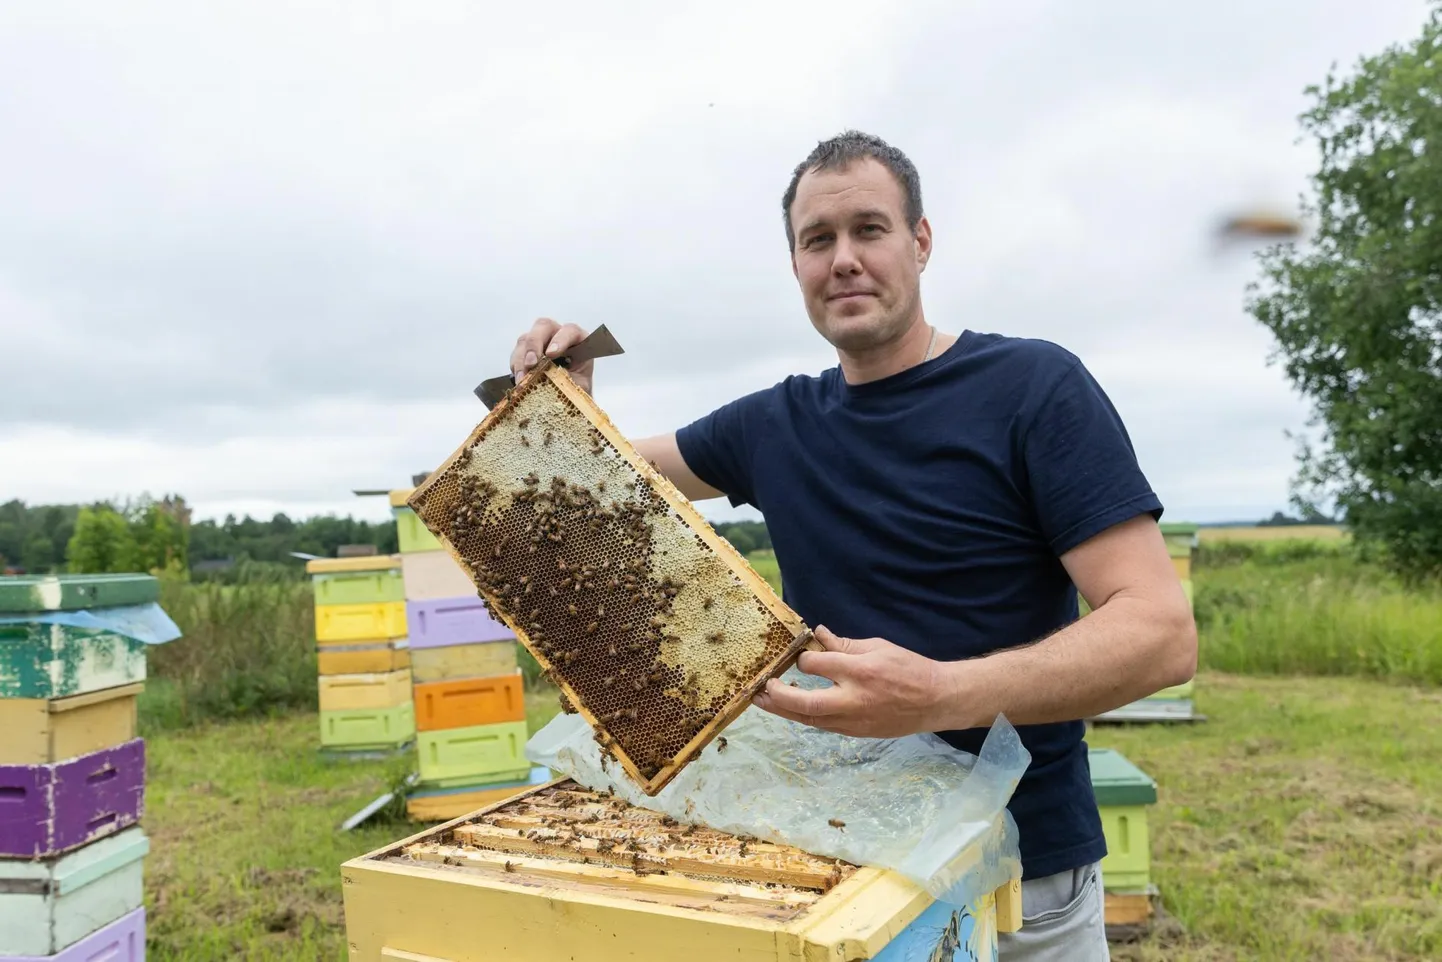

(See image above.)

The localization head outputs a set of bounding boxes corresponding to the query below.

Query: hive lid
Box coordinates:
[1088,748,1158,806]
[305,555,403,574]
[406,358,815,796]
[0,574,159,613]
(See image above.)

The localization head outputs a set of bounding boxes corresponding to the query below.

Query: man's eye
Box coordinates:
[806,234,833,248]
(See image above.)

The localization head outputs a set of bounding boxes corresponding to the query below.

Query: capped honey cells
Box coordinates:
[407,361,813,795]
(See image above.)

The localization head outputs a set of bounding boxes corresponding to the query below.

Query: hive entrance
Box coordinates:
[408,362,811,794]
[390,780,855,920]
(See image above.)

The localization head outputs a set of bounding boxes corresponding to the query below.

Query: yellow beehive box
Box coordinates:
[0,683,141,765]
[318,669,413,712]
[1172,554,1191,580]
[410,640,518,684]
[342,779,1019,962]
[317,643,411,676]
[315,601,407,643]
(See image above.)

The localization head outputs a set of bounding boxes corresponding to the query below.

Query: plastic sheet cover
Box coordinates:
[526,666,1029,910]
[0,602,182,646]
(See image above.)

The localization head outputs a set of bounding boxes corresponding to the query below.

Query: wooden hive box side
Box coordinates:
[405,362,815,795]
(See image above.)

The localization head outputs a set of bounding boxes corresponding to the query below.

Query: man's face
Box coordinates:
[788,158,931,353]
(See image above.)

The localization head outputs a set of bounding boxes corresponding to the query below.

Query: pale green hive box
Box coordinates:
[1089,748,1158,892]
[0,574,158,612]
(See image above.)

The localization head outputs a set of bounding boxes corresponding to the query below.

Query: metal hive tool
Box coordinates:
[407,358,815,796]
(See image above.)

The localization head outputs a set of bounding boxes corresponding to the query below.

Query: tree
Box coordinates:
[66,505,138,574]
[1246,5,1442,580]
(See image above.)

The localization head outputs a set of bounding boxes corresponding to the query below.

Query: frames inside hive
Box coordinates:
[391,779,856,919]
[407,360,814,796]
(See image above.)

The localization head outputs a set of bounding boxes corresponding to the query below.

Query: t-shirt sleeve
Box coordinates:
[1022,358,1163,556]
[673,389,769,510]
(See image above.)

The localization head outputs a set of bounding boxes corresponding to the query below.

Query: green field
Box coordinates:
[131,536,1440,960]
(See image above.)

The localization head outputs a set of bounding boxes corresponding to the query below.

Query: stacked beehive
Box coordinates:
[390,489,544,820]
[1089,748,1159,930]
[0,574,161,962]
[309,555,416,759]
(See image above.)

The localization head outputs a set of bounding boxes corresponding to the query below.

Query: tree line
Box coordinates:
[0,495,773,580]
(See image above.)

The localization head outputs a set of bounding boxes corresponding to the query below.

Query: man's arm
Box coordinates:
[632,433,726,503]
[752,514,1197,737]
[932,514,1197,729]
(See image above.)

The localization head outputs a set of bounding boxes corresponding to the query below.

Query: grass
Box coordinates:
[1196,556,1442,686]
[1090,673,1442,962]
[141,692,568,961]
[145,574,316,730]
[746,548,781,593]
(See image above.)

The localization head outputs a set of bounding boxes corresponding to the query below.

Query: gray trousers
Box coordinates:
[996,861,1110,961]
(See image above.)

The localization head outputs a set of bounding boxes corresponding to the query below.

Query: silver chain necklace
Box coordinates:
[922,325,938,362]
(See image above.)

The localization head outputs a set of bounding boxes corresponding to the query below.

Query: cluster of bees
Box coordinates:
[427,451,745,781]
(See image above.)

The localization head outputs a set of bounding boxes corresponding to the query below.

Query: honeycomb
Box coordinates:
[407,361,813,795]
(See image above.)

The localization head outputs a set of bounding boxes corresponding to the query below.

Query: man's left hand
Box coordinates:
[750,625,961,737]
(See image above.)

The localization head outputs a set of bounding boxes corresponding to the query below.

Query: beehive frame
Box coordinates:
[407,360,815,795]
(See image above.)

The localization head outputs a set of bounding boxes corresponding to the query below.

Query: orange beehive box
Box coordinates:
[414,671,525,732]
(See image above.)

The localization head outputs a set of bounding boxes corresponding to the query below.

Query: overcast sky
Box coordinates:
[0,1,1431,528]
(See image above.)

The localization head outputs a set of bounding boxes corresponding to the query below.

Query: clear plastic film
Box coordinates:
[0,603,182,645]
[526,666,1029,910]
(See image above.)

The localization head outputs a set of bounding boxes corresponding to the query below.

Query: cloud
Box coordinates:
[0,0,1431,524]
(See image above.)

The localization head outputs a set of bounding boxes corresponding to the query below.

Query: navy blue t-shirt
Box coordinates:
[674,329,1163,881]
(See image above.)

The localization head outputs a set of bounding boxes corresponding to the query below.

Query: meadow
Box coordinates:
[134,528,1441,961]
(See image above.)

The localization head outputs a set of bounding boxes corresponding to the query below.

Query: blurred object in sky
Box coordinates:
[1215,208,1305,243]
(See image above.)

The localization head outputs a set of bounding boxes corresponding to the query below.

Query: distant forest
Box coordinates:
[0,496,773,580]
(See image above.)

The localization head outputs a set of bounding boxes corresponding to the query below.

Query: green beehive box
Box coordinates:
[1090,748,1157,892]
[1159,522,1198,558]
[319,701,416,750]
[0,574,159,612]
[393,507,442,554]
[416,720,530,788]
[313,570,406,606]
[0,623,148,699]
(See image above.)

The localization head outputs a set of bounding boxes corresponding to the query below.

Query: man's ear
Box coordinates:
[914,216,933,272]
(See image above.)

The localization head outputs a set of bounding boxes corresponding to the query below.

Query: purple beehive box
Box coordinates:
[9,906,145,962]
[0,739,145,859]
[405,596,513,650]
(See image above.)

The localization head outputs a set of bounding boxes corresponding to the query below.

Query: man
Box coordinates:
[508,130,1196,960]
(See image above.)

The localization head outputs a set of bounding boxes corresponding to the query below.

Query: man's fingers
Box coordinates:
[795,649,855,680]
[544,323,589,359]
[813,625,867,654]
[510,318,565,379]
[753,678,842,719]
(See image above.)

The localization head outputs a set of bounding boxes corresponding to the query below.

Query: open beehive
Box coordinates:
[404,779,855,903]
[406,361,813,795]
[341,777,1017,961]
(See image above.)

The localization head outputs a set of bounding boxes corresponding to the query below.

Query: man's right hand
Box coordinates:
[510,318,595,396]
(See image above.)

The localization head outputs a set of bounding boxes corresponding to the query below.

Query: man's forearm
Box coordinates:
[930,593,1197,731]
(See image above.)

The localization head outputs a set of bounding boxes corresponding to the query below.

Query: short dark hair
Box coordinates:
[781,130,924,251]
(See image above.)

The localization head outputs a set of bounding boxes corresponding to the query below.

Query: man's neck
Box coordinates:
[838,317,951,385]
